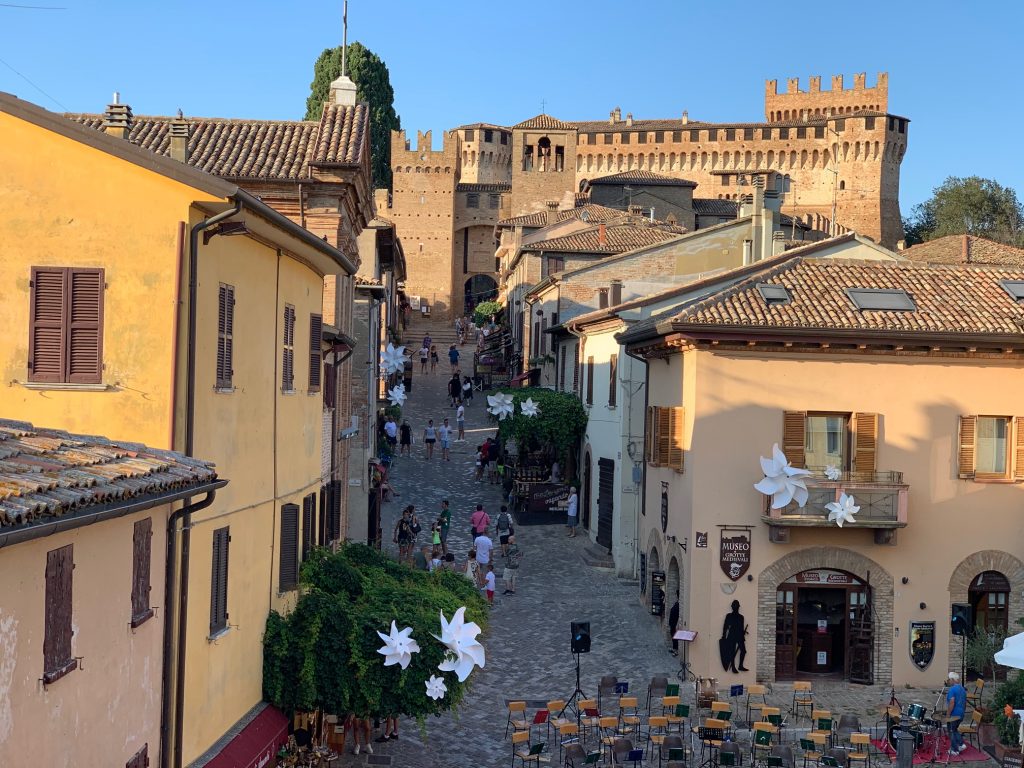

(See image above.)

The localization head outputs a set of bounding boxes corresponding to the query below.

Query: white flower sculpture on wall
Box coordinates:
[520,398,540,418]
[376,621,420,669]
[425,674,447,701]
[486,392,515,421]
[754,443,811,509]
[380,343,407,375]
[387,384,407,407]
[824,464,842,481]
[433,607,486,682]
[825,492,860,528]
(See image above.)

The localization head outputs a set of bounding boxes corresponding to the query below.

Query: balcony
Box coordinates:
[761,469,909,544]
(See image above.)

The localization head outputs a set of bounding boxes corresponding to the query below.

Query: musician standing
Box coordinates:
[945,672,967,755]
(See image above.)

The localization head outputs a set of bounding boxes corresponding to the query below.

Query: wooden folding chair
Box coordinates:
[512,731,545,768]
[792,682,814,724]
[557,722,581,763]
[746,684,769,726]
[506,700,528,739]
[618,696,642,738]
[959,711,982,751]
[752,722,777,767]
[847,733,871,768]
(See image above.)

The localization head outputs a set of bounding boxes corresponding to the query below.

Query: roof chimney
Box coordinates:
[169,109,191,164]
[627,204,643,217]
[102,92,133,140]
[962,234,971,263]
[329,73,358,107]
[610,279,622,306]
[598,288,609,309]
[896,239,906,252]
[681,110,689,125]
[597,223,607,247]
[625,112,633,127]
[612,106,621,123]
[545,200,559,225]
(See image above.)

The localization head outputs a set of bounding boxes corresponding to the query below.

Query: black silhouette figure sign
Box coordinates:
[719,600,749,673]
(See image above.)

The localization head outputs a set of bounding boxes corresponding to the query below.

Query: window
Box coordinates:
[604,133,613,145]
[608,354,617,407]
[756,283,791,306]
[620,133,631,144]
[835,118,845,131]
[645,406,684,471]
[282,305,295,391]
[846,288,916,312]
[44,544,76,683]
[689,129,699,142]
[210,527,230,635]
[572,342,580,393]
[796,127,807,139]
[708,129,718,141]
[721,175,730,186]
[672,131,682,142]
[814,126,825,139]
[1000,280,1024,303]
[466,193,480,208]
[464,129,475,140]
[778,128,789,139]
[586,356,594,405]
[302,493,316,558]
[484,129,493,142]
[131,517,154,628]
[488,194,500,209]
[725,128,736,141]
[500,132,508,145]
[743,128,754,141]
[29,267,104,384]
[806,414,849,470]
[544,255,564,276]
[279,503,298,591]
[216,284,234,388]
[655,131,664,143]
[959,415,1024,480]
[308,314,322,392]
[977,417,1009,476]
[864,117,876,130]
[637,132,647,144]
[781,411,878,474]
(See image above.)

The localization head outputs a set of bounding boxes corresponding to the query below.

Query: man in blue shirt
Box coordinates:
[946,671,967,755]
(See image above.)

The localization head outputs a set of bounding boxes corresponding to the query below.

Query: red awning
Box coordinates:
[509,372,530,386]
[205,704,288,768]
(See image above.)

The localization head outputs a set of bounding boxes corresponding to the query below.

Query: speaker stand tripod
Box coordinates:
[560,652,588,722]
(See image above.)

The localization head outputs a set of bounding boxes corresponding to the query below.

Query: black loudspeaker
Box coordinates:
[951,603,972,636]
[571,621,591,654]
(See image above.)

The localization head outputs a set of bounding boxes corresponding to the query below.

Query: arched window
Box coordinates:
[839,180,846,190]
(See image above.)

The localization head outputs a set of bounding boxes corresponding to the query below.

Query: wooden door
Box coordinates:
[848,587,874,684]
[582,453,592,530]
[775,587,796,679]
[597,458,614,551]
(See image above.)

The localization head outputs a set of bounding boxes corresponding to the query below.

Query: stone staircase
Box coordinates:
[403,313,465,352]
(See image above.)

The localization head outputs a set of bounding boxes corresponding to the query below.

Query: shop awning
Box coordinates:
[204,704,288,768]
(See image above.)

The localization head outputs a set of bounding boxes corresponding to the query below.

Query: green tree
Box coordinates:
[305,42,401,190]
[490,387,588,468]
[904,176,1024,246]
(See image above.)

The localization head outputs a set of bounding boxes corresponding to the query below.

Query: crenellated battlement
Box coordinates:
[765,72,888,122]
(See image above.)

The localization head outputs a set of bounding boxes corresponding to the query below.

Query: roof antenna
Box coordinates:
[341,0,348,77]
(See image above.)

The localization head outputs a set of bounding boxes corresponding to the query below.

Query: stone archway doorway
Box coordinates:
[464,274,497,315]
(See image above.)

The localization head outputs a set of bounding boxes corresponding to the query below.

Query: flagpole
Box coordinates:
[341,0,348,76]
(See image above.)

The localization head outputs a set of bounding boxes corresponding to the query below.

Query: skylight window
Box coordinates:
[846,288,916,312]
[1000,280,1024,303]
[756,283,792,306]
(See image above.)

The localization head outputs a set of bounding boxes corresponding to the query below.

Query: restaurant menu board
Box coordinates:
[651,570,666,616]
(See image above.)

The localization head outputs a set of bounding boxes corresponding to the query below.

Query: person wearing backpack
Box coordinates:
[496,504,514,557]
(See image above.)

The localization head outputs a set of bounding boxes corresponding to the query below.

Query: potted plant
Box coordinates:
[991,672,1024,760]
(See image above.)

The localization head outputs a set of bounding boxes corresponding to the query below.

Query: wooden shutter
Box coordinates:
[126,743,149,768]
[958,415,977,479]
[210,527,230,633]
[669,407,685,472]
[282,305,295,391]
[608,354,618,407]
[657,407,672,465]
[532,321,540,358]
[131,517,153,627]
[782,411,807,467]
[216,284,234,388]
[1015,417,1024,481]
[29,267,67,383]
[302,494,316,558]
[853,413,879,475]
[44,544,76,682]
[308,314,322,392]
[586,356,595,404]
[279,504,299,591]
[645,406,656,463]
[67,269,104,384]
[328,479,342,542]
[572,342,580,393]
[559,346,567,391]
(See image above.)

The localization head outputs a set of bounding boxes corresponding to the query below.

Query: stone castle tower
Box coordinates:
[381,72,908,318]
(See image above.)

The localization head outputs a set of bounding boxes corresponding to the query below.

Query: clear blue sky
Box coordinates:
[2,0,1021,213]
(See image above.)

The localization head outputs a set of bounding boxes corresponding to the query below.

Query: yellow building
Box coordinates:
[0,92,355,766]
[621,256,1024,686]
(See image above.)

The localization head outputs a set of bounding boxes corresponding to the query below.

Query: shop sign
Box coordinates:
[719,530,751,581]
[909,621,936,670]
[651,570,666,616]
[786,569,861,586]
[695,532,708,549]
[661,488,669,533]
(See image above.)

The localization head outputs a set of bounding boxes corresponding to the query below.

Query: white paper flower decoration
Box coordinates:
[486,392,515,421]
[380,343,407,375]
[432,607,486,682]
[387,384,407,407]
[425,674,447,700]
[825,492,860,527]
[824,464,842,481]
[376,620,420,669]
[520,397,540,418]
[754,443,811,509]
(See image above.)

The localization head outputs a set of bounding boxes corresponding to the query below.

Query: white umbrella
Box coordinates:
[994,631,1024,669]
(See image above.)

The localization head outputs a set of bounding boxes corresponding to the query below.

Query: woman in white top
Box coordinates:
[456,404,466,441]
[423,419,437,460]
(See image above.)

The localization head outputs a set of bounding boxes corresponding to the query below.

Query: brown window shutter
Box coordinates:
[1015,417,1024,481]
[853,412,879,475]
[210,527,230,633]
[540,317,548,355]
[645,406,656,463]
[217,284,234,388]
[308,314,322,391]
[559,346,566,390]
[586,356,594,404]
[302,494,316,558]
[282,305,295,391]
[657,406,672,465]
[29,267,67,383]
[782,411,807,467]
[572,343,580,393]
[958,415,977,479]
[131,517,153,627]
[608,354,618,407]
[669,406,685,472]
[532,321,540,358]
[44,544,76,682]
[67,269,104,384]
[126,743,149,768]
[279,504,299,591]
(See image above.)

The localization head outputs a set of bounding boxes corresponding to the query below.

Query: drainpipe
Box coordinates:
[624,343,651,582]
[160,488,219,768]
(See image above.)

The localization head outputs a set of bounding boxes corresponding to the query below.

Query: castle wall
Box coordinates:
[458,126,513,185]
[510,128,578,217]
[764,72,888,122]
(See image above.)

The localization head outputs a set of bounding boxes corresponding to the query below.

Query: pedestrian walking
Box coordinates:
[465,548,480,586]
[346,714,373,755]
[448,373,462,407]
[495,456,506,488]
[375,716,399,743]
[566,486,579,537]
[430,344,439,373]
[448,344,460,374]
[393,507,413,563]
[474,528,493,572]
[496,505,514,557]
[456,403,466,441]
[474,447,484,481]
[383,416,398,449]
[669,600,680,656]
[462,375,474,402]
[419,343,429,374]
[430,518,442,556]
[503,534,522,595]
[480,438,491,479]
[483,565,495,606]
[470,503,490,537]
[399,419,412,456]
[438,499,451,556]
[422,333,432,350]
[423,419,437,460]
[439,418,452,461]
[946,672,968,755]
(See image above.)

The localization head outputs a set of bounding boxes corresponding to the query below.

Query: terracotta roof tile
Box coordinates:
[589,170,697,187]
[512,114,576,130]
[529,222,687,254]
[313,102,369,165]
[693,198,739,217]
[497,203,627,228]
[0,419,217,529]
[901,235,1024,267]
[672,258,1024,336]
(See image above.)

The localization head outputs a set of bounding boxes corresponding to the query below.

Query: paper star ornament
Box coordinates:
[380,343,407,375]
[825,492,860,527]
[425,674,447,700]
[432,607,486,682]
[520,397,540,417]
[486,392,515,421]
[376,621,420,669]
[754,443,811,509]
[387,384,407,407]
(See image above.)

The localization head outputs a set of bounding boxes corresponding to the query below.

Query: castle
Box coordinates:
[381,72,908,317]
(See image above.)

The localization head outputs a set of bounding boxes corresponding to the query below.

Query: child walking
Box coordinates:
[483,565,495,605]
